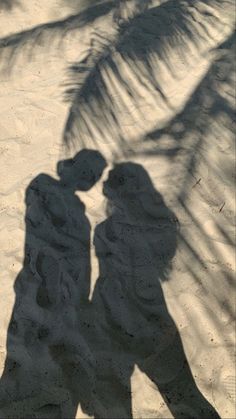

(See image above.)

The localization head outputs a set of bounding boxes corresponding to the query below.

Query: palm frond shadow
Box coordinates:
[62,0,232,151]
[0,0,20,11]
[143,31,235,195]
[0,0,115,68]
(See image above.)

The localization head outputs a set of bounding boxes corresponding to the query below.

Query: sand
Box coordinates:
[0,1,235,418]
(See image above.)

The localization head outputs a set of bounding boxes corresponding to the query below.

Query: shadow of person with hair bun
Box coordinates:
[0,149,106,419]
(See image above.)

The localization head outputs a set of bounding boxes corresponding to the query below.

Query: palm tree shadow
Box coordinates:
[0,149,106,419]
[90,162,220,418]
[63,0,228,149]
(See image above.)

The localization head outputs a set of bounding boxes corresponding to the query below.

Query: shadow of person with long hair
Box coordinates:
[0,149,106,419]
[91,162,220,418]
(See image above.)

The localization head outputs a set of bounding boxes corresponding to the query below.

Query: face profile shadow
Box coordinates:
[91,162,220,419]
[0,149,107,419]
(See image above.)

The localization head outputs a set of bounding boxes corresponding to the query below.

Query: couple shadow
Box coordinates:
[0,149,219,418]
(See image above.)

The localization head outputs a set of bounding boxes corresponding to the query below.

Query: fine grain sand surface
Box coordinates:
[0,1,235,418]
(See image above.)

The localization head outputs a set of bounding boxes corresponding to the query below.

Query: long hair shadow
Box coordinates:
[0,149,106,419]
[90,162,220,418]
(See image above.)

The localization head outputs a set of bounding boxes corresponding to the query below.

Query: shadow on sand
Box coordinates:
[0,154,220,418]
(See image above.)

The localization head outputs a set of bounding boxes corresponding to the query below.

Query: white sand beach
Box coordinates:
[0,1,235,418]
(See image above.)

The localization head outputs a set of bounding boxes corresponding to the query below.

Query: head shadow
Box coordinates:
[57,148,107,192]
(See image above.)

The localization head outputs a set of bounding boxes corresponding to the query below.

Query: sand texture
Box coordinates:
[0,1,235,418]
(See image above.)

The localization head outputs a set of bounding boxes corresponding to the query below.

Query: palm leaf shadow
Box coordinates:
[0,0,233,169]
[0,0,20,11]
[143,31,235,197]
[0,1,116,67]
[62,0,232,151]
